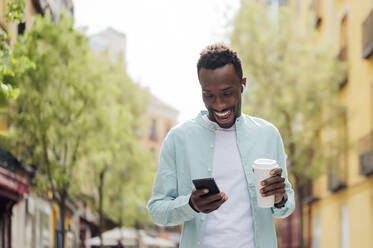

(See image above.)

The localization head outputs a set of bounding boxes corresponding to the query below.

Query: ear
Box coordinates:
[241,77,247,93]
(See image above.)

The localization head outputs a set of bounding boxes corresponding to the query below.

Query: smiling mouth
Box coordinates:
[213,109,235,125]
[214,110,231,118]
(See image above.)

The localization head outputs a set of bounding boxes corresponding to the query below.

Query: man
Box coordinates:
[147,44,295,248]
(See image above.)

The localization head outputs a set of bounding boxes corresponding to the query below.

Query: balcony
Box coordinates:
[360,150,373,176]
[327,166,347,193]
[327,144,348,193]
[302,180,319,205]
[358,131,373,176]
[338,47,348,88]
[362,10,373,59]
[311,0,322,28]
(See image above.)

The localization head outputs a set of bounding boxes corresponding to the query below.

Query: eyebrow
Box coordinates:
[203,87,234,93]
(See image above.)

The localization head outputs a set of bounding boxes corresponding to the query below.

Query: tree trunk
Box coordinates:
[59,191,67,248]
[98,170,106,248]
[296,184,305,248]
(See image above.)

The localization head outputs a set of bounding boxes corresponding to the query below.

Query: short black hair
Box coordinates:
[197,43,243,79]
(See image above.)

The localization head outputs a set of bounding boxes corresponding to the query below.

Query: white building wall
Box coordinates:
[11,193,53,248]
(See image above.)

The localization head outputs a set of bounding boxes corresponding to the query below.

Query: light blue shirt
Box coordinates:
[147,111,295,248]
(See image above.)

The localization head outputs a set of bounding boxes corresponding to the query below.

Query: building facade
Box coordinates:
[89,28,179,165]
[89,27,127,64]
[142,92,178,164]
[287,0,373,247]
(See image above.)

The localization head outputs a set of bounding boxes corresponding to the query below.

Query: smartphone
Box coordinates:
[192,178,220,198]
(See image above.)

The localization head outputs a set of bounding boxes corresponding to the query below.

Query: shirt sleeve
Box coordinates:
[147,131,199,226]
[271,128,296,218]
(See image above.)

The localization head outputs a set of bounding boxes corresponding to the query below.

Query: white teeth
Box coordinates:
[215,110,230,117]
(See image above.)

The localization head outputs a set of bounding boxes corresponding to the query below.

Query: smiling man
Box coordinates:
[147,44,295,248]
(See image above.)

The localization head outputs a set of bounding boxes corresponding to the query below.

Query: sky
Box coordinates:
[73,0,241,122]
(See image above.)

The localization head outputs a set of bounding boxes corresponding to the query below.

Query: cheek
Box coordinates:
[202,99,212,107]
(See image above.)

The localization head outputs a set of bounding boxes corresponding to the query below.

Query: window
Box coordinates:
[328,109,348,192]
[39,211,50,248]
[340,205,349,248]
[312,214,321,248]
[302,179,319,204]
[338,14,348,88]
[311,0,322,28]
[362,10,373,59]
[149,119,158,141]
[339,15,348,61]
[17,22,25,35]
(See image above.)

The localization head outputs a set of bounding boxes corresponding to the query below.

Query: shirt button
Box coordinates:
[197,241,201,245]
[210,144,214,148]
[208,168,212,172]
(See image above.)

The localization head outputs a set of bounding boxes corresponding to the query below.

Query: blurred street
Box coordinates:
[0,0,373,248]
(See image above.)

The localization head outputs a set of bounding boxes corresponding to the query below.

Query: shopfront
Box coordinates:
[0,166,29,248]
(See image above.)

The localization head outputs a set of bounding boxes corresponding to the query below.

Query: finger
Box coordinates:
[198,192,227,210]
[192,193,220,210]
[261,181,286,194]
[261,176,285,186]
[201,197,226,213]
[220,192,228,201]
[198,193,224,207]
[262,188,285,197]
[270,168,282,176]
[193,189,209,197]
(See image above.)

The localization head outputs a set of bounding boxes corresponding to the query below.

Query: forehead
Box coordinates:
[198,64,241,90]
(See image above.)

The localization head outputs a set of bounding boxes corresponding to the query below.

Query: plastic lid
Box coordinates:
[253,158,278,169]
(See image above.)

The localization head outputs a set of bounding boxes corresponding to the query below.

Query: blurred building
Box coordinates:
[89,27,127,64]
[141,91,180,245]
[0,1,76,248]
[0,148,32,248]
[142,91,178,164]
[78,201,99,248]
[88,28,179,165]
[281,0,373,247]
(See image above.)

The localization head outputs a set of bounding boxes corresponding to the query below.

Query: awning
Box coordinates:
[86,227,137,247]
[141,235,175,247]
[139,230,175,248]
[0,167,29,195]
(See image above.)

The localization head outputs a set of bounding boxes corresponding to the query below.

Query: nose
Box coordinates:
[213,96,227,112]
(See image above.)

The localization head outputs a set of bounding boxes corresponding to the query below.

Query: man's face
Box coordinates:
[198,64,246,129]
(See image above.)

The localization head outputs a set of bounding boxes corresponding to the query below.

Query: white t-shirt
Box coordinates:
[202,115,255,248]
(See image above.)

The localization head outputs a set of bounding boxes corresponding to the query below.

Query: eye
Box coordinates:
[223,92,232,97]
[203,93,214,99]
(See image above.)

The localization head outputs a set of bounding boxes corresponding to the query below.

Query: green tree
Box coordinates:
[7,15,98,248]
[0,0,33,100]
[6,14,155,248]
[75,56,155,247]
[230,2,347,247]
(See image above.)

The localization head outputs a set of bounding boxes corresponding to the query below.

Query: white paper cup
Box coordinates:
[253,158,279,208]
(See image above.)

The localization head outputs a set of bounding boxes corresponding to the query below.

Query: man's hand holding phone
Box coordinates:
[190,189,228,213]
[190,178,228,213]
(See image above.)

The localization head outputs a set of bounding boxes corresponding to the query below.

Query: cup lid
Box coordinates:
[253,158,278,169]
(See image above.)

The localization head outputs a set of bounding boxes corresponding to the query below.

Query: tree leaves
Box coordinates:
[230,2,347,186]
[6,14,154,226]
